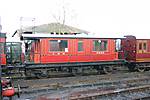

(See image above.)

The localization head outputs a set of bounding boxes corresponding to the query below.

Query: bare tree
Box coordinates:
[51,0,77,33]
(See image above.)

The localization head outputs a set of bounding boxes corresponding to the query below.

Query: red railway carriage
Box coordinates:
[24,34,119,64]
[135,39,150,71]
[120,35,150,71]
[0,32,6,66]
[119,36,136,62]
[18,33,150,77]
[122,36,150,64]
[21,33,124,76]
[136,39,150,62]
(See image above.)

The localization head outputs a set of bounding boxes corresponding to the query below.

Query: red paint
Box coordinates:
[2,88,15,97]
[136,39,150,62]
[30,38,118,64]
[2,78,16,97]
[147,40,150,52]
[1,79,10,86]
[0,32,6,65]
[120,36,136,62]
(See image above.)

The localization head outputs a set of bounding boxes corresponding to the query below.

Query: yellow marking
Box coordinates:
[136,58,150,62]
[137,52,150,54]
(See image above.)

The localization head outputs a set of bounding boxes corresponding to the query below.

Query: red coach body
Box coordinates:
[136,39,150,62]
[119,36,150,63]
[0,32,6,66]
[19,33,150,76]
[27,35,118,64]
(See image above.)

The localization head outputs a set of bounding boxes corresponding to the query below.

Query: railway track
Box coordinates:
[35,78,150,100]
[34,79,150,100]
[70,84,150,100]
[9,71,150,100]
[13,71,150,87]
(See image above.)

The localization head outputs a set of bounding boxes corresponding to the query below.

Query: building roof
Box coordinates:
[22,23,89,34]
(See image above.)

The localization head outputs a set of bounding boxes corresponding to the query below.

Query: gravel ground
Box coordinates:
[4,71,150,100]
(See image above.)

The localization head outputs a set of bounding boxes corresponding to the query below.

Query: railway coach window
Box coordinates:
[143,43,147,50]
[93,40,108,51]
[0,43,4,54]
[49,40,68,52]
[115,39,121,51]
[139,43,142,50]
[78,40,83,51]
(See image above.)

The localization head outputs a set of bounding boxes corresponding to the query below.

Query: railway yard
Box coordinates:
[1,28,150,100]
[3,70,150,100]
[2,1,150,99]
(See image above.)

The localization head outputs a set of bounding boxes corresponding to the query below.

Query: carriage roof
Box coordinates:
[21,32,125,40]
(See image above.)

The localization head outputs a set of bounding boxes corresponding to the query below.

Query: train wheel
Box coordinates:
[127,64,135,72]
[36,73,47,79]
[137,67,145,72]
[25,69,32,77]
[9,97,12,100]
[71,69,78,76]
[103,66,112,74]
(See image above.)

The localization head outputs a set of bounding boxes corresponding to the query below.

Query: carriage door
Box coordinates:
[34,40,41,63]
[5,42,22,64]
[123,36,136,62]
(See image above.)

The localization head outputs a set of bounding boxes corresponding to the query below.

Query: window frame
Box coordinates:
[139,43,142,50]
[143,42,147,50]
[115,39,122,51]
[92,39,108,51]
[78,40,84,52]
[0,42,5,54]
[49,39,68,52]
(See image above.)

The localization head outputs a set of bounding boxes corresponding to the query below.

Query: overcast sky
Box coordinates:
[1,0,150,41]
